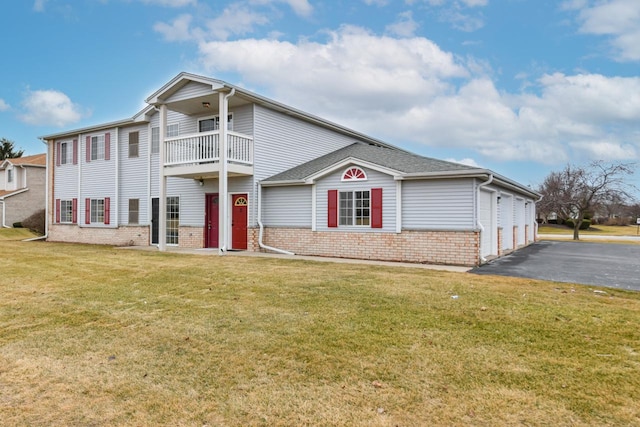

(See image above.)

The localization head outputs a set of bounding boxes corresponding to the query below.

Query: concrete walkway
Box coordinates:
[120,245,471,273]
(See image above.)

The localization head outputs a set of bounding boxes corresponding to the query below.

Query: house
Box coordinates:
[0,153,46,228]
[40,72,540,266]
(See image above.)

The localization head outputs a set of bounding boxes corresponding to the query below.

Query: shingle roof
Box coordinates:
[263,142,476,182]
[4,153,46,166]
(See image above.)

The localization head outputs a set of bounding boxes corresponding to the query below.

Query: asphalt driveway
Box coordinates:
[470,240,640,291]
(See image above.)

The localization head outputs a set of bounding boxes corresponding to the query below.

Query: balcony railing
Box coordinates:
[164,130,253,167]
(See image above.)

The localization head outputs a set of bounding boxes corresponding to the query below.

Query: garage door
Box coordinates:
[501,195,513,251]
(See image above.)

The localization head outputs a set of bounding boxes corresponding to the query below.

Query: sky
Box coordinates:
[1,0,639,192]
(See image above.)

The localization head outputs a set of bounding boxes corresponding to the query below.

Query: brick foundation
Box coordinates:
[257,228,480,266]
[179,226,204,248]
[49,224,150,246]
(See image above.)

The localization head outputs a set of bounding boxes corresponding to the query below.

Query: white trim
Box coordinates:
[311,183,317,232]
[302,157,402,185]
[395,180,402,234]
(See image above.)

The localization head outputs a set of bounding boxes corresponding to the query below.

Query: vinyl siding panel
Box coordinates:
[262,185,312,227]
[53,158,79,200]
[253,105,357,181]
[165,81,215,103]
[315,166,396,232]
[402,179,475,230]
[119,125,149,225]
[231,104,253,135]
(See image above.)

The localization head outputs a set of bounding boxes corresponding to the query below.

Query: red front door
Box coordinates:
[205,193,219,248]
[232,194,248,250]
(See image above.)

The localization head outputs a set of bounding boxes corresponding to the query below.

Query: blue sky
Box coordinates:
[1,0,639,191]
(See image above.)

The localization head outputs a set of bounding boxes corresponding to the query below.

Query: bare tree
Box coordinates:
[0,138,24,160]
[538,161,636,240]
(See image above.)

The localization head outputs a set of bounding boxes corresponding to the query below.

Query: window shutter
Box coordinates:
[104,133,111,160]
[72,139,78,165]
[371,188,383,229]
[86,136,91,163]
[328,189,338,228]
[72,198,78,224]
[104,197,110,225]
[56,142,61,167]
[85,198,91,224]
[55,199,61,223]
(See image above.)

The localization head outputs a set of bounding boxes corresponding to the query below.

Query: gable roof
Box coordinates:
[263,142,541,199]
[1,153,46,169]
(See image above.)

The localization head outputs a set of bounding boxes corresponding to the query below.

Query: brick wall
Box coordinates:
[49,224,150,246]
[258,228,480,266]
[178,226,204,248]
[4,167,46,226]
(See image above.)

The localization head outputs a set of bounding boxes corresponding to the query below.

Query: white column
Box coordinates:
[218,91,228,254]
[158,104,167,251]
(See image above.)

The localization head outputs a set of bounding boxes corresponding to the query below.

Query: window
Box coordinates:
[60,200,73,223]
[129,199,139,224]
[128,131,139,158]
[91,135,105,160]
[151,126,159,154]
[85,198,110,225]
[55,198,77,224]
[328,188,383,229]
[340,191,370,226]
[57,140,76,165]
[198,114,233,133]
[7,168,12,183]
[166,196,179,245]
[342,167,367,181]
[167,123,179,138]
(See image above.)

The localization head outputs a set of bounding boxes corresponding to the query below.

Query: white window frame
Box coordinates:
[166,123,180,138]
[166,196,179,245]
[7,168,13,183]
[91,135,105,161]
[339,190,371,227]
[198,113,233,133]
[60,199,73,223]
[151,126,160,154]
[60,141,72,165]
[90,199,105,224]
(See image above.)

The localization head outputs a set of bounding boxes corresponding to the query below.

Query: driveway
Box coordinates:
[470,240,640,291]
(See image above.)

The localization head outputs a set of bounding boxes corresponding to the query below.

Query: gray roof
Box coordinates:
[263,142,476,182]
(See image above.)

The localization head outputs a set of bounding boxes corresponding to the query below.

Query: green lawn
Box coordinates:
[0,227,40,241]
[1,241,639,426]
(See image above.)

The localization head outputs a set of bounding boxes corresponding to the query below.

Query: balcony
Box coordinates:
[163,130,254,178]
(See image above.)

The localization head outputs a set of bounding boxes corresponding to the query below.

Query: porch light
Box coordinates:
[202,101,211,108]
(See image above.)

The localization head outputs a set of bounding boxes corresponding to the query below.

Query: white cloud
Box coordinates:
[33,0,47,12]
[204,4,270,40]
[572,0,640,61]
[154,14,194,41]
[363,0,388,5]
[445,157,481,167]
[0,99,9,111]
[385,11,419,37]
[19,89,85,127]
[250,0,313,17]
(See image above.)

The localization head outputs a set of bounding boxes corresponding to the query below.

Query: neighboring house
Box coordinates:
[0,153,46,228]
[41,72,540,266]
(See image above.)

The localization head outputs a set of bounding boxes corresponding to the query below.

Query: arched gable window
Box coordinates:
[341,166,367,181]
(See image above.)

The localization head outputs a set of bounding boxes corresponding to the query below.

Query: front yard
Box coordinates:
[1,239,639,426]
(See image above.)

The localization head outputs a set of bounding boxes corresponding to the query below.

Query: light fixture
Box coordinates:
[199,178,204,186]
[202,101,211,108]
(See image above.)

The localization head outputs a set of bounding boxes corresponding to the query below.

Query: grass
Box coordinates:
[1,241,640,426]
[539,224,639,236]
[0,227,40,241]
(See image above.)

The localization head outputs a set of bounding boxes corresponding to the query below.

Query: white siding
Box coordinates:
[119,125,149,225]
[253,105,357,182]
[80,129,117,226]
[262,185,312,227]
[231,104,253,135]
[402,179,475,230]
[166,81,215,103]
[515,198,526,245]
[53,156,79,200]
[315,166,396,232]
[479,189,494,258]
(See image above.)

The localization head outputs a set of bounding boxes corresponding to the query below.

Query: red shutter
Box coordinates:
[72,139,78,165]
[72,198,78,224]
[55,199,61,223]
[104,197,110,225]
[371,188,383,229]
[104,133,110,160]
[85,198,91,224]
[328,189,338,228]
[56,142,61,166]
[86,136,91,163]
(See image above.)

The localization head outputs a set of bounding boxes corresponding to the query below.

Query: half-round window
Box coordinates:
[342,166,367,181]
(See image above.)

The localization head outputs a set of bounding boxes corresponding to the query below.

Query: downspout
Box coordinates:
[1,199,8,228]
[23,139,50,240]
[257,182,295,255]
[476,174,494,263]
[218,88,235,254]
